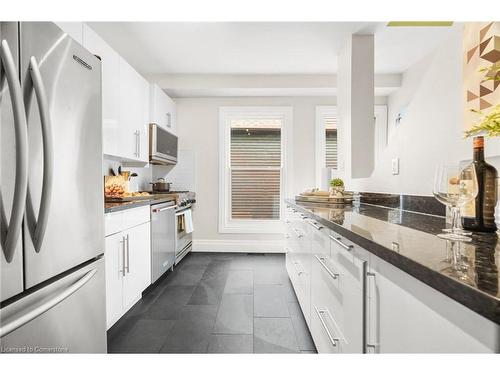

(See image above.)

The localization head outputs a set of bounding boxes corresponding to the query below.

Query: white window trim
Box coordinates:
[315,105,388,188]
[315,106,339,188]
[218,106,293,234]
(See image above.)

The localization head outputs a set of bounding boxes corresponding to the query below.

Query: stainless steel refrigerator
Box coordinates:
[0,22,106,353]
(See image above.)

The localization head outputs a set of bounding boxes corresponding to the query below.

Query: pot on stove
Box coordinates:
[150,178,171,192]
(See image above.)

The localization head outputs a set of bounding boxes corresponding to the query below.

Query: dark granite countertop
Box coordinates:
[105,197,176,213]
[285,199,500,325]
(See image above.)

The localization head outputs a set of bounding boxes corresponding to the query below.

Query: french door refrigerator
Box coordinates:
[0,22,106,353]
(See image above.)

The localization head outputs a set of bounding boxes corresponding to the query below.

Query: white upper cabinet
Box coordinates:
[82,24,149,164]
[55,22,84,44]
[82,24,121,158]
[119,57,149,163]
[150,83,176,135]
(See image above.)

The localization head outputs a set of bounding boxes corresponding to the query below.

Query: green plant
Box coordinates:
[329,178,344,187]
[464,104,500,138]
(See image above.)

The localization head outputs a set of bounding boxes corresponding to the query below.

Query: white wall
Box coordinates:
[175,97,331,249]
[174,95,388,251]
[345,25,491,196]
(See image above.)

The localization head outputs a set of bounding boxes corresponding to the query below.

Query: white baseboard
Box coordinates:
[193,239,285,253]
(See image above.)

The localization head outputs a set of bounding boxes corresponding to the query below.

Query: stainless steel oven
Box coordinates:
[175,205,193,265]
[149,124,178,165]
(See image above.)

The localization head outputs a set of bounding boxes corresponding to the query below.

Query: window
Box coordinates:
[324,115,338,169]
[315,106,338,188]
[219,107,292,233]
[315,105,387,188]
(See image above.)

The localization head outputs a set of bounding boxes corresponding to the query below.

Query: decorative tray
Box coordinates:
[295,195,353,205]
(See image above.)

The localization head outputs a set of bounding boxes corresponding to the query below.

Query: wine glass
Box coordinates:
[433,164,478,241]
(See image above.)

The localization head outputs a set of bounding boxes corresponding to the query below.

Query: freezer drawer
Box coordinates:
[0,257,106,353]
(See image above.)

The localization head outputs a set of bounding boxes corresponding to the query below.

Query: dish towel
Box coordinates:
[184,209,194,233]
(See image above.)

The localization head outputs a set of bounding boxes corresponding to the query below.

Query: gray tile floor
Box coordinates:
[107,252,316,353]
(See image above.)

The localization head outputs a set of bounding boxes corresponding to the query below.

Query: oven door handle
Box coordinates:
[175,207,192,216]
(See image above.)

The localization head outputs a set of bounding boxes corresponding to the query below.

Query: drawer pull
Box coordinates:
[328,235,353,251]
[292,228,303,238]
[314,255,339,280]
[307,220,323,230]
[314,306,339,348]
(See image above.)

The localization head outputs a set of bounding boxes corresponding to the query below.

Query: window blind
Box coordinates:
[230,127,281,220]
[325,114,338,169]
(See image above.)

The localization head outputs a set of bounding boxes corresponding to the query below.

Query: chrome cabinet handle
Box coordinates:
[137,130,141,157]
[292,228,303,238]
[314,306,339,348]
[0,39,29,263]
[125,234,130,274]
[307,220,323,230]
[136,131,140,157]
[24,56,54,253]
[0,268,97,338]
[314,255,339,280]
[366,269,378,352]
[328,234,353,251]
[120,236,126,276]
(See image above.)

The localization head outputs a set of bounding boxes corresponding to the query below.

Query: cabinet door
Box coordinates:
[138,77,150,162]
[122,222,151,311]
[150,84,176,135]
[366,254,499,353]
[104,232,125,329]
[119,58,150,162]
[164,94,176,135]
[82,24,121,157]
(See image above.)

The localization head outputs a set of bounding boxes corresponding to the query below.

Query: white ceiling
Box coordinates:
[88,22,458,76]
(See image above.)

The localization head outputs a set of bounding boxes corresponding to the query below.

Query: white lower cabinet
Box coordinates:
[105,208,151,329]
[122,223,151,311]
[284,204,500,354]
[366,254,500,353]
[104,232,126,329]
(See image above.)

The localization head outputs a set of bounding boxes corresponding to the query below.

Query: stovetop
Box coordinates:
[147,191,196,207]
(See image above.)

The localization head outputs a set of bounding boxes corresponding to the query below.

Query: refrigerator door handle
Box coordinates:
[24,55,54,253]
[0,39,29,263]
[0,268,97,338]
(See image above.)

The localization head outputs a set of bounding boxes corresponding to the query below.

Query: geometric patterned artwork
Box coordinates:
[463,22,500,129]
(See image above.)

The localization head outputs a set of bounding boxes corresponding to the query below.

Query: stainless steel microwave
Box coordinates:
[149,124,178,165]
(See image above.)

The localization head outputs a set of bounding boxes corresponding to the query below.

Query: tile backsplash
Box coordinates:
[103,149,195,192]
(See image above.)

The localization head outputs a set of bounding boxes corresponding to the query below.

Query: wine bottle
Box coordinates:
[461,136,498,232]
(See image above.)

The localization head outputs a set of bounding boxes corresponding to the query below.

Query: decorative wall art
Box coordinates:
[463,22,500,130]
